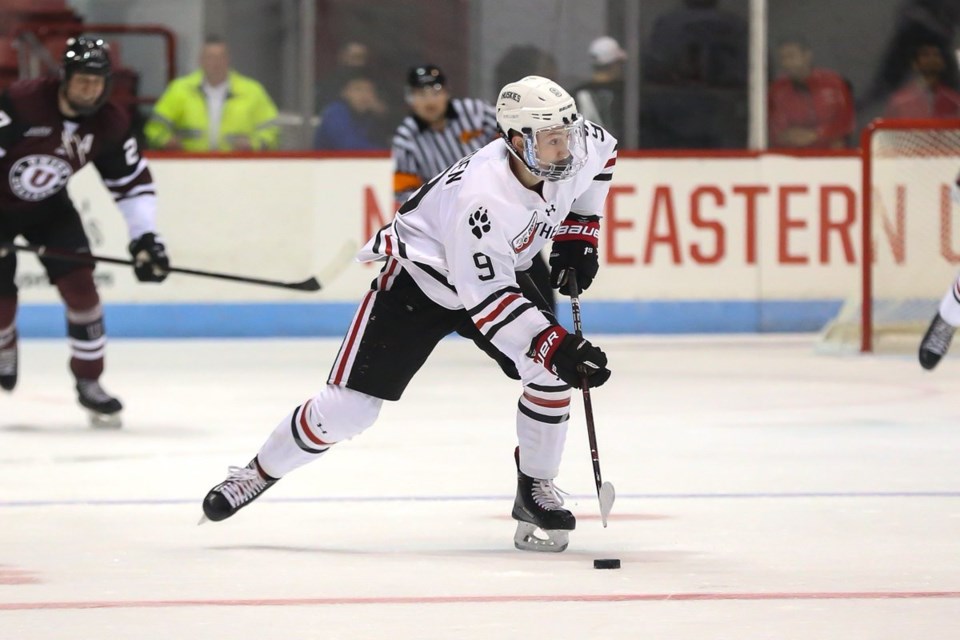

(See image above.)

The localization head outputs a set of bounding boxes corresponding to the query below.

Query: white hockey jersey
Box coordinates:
[358,122,618,362]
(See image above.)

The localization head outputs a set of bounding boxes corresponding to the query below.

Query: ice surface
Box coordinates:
[2,335,959,639]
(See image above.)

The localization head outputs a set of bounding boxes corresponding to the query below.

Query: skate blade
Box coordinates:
[87,410,122,429]
[198,514,210,525]
[599,481,616,528]
[513,521,569,553]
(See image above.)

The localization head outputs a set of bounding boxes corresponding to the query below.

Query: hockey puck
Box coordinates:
[593,558,621,569]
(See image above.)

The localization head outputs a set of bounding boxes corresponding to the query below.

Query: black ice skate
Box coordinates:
[919,313,956,370]
[201,458,277,523]
[76,378,123,428]
[0,343,16,391]
[512,448,576,553]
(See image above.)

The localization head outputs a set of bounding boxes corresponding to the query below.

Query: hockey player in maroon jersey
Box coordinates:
[0,37,169,427]
[202,76,615,552]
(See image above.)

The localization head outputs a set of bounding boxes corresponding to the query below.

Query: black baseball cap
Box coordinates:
[407,64,446,89]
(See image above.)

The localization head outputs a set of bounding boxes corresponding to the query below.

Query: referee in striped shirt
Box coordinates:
[391,64,555,315]
[392,65,496,202]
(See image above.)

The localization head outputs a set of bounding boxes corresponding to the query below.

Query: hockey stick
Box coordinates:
[566,268,616,528]
[0,240,357,292]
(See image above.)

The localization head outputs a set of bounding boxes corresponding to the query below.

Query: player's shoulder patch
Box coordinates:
[467,206,492,239]
[511,210,539,253]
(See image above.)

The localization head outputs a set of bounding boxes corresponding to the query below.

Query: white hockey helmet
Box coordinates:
[496,75,588,182]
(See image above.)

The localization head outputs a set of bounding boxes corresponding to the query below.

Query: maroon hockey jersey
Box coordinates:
[0,77,156,235]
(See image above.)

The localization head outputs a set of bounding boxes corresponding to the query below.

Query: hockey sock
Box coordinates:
[0,321,15,352]
[0,295,15,329]
[516,381,571,479]
[56,269,104,380]
[66,305,105,380]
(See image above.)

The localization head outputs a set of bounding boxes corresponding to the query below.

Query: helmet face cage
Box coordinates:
[512,118,588,182]
[60,37,113,116]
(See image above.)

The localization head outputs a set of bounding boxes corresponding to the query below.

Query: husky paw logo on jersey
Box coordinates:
[9,154,73,202]
[469,208,491,239]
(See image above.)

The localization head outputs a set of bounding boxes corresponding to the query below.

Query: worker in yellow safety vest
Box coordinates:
[145,36,280,151]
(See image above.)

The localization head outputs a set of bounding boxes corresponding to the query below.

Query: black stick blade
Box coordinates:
[288,277,321,291]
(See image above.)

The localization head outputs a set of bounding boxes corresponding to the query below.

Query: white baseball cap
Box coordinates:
[589,36,626,66]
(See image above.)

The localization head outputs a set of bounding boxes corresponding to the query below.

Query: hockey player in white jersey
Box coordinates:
[919,175,960,370]
[919,275,959,369]
[201,76,616,552]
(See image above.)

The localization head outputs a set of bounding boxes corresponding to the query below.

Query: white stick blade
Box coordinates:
[599,481,616,528]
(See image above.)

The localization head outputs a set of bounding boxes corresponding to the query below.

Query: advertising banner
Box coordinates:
[15,153,901,335]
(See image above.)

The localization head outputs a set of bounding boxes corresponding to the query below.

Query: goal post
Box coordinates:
[819,118,960,353]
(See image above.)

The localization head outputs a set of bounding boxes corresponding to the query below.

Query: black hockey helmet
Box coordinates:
[60,36,113,115]
[63,36,112,78]
[407,64,446,90]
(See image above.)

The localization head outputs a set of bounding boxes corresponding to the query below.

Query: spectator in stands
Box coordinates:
[145,36,279,151]
[864,0,960,114]
[313,71,389,150]
[573,36,626,140]
[641,0,749,148]
[768,37,855,149]
[884,41,960,118]
[644,0,747,87]
[315,41,373,112]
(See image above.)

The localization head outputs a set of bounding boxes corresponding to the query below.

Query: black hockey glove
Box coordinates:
[128,233,169,283]
[528,325,611,389]
[549,214,600,296]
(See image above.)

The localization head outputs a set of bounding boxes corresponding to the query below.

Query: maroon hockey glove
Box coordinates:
[549,214,600,296]
[529,325,611,389]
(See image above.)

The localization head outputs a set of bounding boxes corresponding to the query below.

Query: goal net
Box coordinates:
[819,119,960,353]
